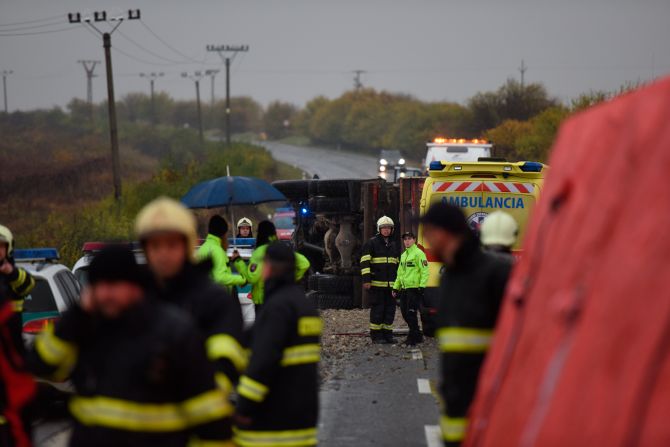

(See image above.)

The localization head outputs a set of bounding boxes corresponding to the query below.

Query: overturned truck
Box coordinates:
[272,177,425,311]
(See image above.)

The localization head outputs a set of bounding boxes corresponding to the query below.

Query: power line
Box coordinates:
[0,19,66,32]
[139,20,204,64]
[0,14,64,27]
[116,28,191,65]
[0,26,77,37]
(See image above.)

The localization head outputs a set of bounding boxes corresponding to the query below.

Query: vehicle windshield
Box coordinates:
[23,278,58,312]
[274,216,294,229]
[74,266,89,287]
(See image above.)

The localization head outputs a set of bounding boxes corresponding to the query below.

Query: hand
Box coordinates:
[230,250,241,262]
[363,283,371,290]
[233,413,253,427]
[0,259,14,275]
[392,290,398,298]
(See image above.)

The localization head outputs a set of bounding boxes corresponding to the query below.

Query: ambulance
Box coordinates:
[417,160,546,332]
[423,137,493,173]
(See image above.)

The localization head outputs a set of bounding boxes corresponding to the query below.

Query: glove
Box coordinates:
[392,290,398,299]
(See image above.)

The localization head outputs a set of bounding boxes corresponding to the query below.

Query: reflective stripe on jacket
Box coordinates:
[360,234,400,289]
[393,244,429,290]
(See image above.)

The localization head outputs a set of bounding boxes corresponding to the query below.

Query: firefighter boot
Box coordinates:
[370,330,384,344]
[382,329,395,344]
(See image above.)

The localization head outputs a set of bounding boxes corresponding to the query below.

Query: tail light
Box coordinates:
[23,317,59,334]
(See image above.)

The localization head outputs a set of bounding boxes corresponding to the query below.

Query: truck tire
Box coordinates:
[317,293,354,310]
[308,274,320,292]
[306,291,320,308]
[273,180,311,201]
[316,274,354,294]
[309,197,352,214]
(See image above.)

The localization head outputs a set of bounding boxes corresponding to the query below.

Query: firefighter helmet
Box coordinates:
[480,211,518,247]
[0,224,13,256]
[237,217,253,229]
[135,197,198,260]
[377,216,395,232]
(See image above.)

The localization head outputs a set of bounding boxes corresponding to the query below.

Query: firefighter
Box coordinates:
[234,242,320,447]
[28,245,231,447]
[236,218,254,239]
[197,215,247,296]
[0,224,35,356]
[360,216,400,344]
[234,221,310,316]
[420,203,512,447]
[136,197,246,403]
[392,231,429,346]
[479,211,518,259]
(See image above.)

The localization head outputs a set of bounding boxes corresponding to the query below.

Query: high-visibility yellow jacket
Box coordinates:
[197,234,246,295]
[393,244,429,291]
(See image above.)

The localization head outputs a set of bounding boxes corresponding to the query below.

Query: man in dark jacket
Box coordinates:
[360,216,401,344]
[28,246,231,447]
[234,243,320,447]
[136,198,246,418]
[421,203,512,447]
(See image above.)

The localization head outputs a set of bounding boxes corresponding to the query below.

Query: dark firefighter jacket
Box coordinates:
[0,261,35,355]
[360,234,400,289]
[155,261,246,396]
[235,280,321,447]
[437,238,512,446]
[28,300,233,447]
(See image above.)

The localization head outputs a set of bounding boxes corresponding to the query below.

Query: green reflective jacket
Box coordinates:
[393,244,429,290]
[236,243,311,305]
[197,234,246,295]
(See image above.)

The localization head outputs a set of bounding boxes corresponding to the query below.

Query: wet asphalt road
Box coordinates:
[257,141,380,179]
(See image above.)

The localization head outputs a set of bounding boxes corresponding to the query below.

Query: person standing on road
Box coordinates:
[0,225,35,356]
[234,242,320,447]
[393,231,429,346]
[421,203,512,447]
[360,216,401,344]
[235,221,310,316]
[236,218,254,239]
[137,198,246,403]
[28,246,232,447]
[479,211,518,260]
[197,215,247,296]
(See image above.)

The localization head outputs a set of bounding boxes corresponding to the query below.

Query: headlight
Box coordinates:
[398,158,406,165]
[379,172,387,179]
[379,159,388,166]
[400,172,406,178]
[379,165,386,172]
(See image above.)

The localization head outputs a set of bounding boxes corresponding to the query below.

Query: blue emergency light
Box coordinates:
[429,161,445,171]
[13,248,60,261]
[520,161,543,172]
[301,207,309,215]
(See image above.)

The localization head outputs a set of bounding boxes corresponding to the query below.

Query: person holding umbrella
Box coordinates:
[198,215,247,296]
[234,221,310,316]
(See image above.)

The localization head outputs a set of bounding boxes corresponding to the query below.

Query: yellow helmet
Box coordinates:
[480,211,518,247]
[0,224,13,256]
[237,217,253,229]
[135,197,198,260]
[377,216,394,232]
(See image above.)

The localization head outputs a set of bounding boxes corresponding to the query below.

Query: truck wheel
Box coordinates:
[316,274,354,294]
[306,291,320,308]
[317,293,354,310]
[308,274,320,292]
[272,180,311,201]
[309,197,352,213]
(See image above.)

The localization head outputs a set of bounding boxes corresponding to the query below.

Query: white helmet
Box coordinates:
[135,197,198,261]
[0,224,14,256]
[237,217,253,229]
[377,216,394,232]
[480,211,518,247]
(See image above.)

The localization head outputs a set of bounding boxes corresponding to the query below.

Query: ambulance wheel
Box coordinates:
[316,274,354,294]
[272,180,311,201]
[317,293,354,310]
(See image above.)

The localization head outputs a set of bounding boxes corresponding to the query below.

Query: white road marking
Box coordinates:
[417,378,432,394]
[411,349,423,360]
[425,425,442,447]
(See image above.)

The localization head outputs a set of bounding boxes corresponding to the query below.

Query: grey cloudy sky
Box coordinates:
[1,0,669,111]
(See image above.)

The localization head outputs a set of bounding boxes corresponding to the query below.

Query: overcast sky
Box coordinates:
[1,0,669,111]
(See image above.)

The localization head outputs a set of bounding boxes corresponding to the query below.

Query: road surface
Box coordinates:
[258,141,379,179]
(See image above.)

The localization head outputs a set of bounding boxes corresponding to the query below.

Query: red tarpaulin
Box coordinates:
[465,76,670,447]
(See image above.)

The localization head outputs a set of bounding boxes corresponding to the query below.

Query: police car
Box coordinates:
[72,242,146,286]
[15,248,81,343]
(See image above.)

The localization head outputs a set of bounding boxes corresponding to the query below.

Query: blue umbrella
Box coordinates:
[181,176,287,209]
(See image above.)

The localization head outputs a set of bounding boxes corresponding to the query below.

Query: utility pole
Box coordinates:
[68,9,141,201]
[205,69,219,107]
[182,71,205,144]
[78,60,100,123]
[1,70,12,113]
[353,69,366,91]
[206,44,249,145]
[518,59,527,88]
[140,72,163,124]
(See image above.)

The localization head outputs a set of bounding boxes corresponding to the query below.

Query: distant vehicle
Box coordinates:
[378,149,405,176]
[273,207,296,241]
[423,137,492,172]
[73,242,145,286]
[15,249,80,341]
[381,165,424,183]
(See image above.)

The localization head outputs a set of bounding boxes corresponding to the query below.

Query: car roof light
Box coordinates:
[520,161,543,172]
[13,248,59,261]
[429,161,445,170]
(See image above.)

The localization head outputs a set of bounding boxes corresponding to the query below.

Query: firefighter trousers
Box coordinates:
[399,289,422,342]
[369,288,395,341]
